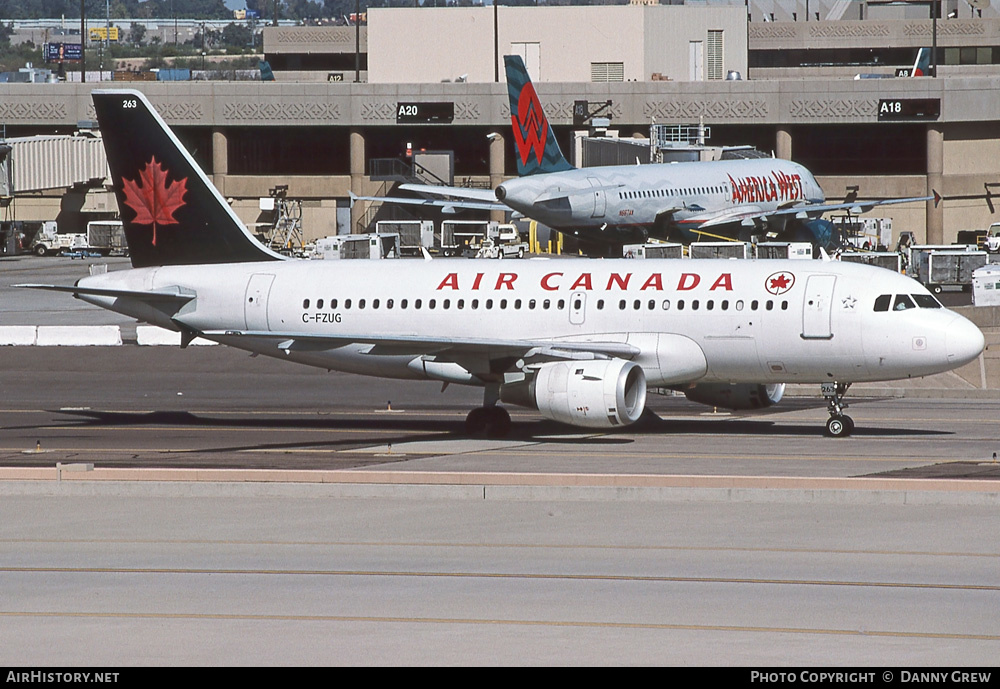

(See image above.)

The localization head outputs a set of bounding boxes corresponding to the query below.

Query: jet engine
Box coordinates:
[683,383,785,410]
[501,359,647,428]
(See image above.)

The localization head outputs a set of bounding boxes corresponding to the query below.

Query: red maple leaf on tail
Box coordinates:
[122,157,188,246]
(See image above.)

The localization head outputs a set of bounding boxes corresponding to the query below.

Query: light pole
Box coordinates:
[80,0,85,83]
[931,0,938,77]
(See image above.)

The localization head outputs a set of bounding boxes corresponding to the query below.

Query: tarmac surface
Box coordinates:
[1,254,999,666]
[1,346,999,479]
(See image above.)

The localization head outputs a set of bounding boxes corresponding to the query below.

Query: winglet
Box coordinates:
[933,190,941,208]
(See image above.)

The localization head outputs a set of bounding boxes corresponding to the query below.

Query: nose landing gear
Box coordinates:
[822,382,854,437]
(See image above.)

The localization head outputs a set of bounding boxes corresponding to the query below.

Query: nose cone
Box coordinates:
[946,315,985,367]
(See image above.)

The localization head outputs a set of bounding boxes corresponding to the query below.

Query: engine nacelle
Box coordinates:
[501,359,647,428]
[683,383,785,410]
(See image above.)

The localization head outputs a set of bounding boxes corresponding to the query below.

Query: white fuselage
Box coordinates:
[76,257,984,390]
[496,158,825,243]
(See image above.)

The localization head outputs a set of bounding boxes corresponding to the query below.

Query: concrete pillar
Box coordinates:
[488,129,505,223]
[211,128,227,194]
[926,124,944,245]
[775,126,792,161]
[350,128,367,234]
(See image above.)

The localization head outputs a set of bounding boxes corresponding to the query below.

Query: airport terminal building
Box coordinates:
[1,4,999,245]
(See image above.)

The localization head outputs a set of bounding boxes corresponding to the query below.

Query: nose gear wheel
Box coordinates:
[821,382,854,437]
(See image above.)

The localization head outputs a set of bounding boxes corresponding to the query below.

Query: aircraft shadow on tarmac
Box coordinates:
[42,407,952,451]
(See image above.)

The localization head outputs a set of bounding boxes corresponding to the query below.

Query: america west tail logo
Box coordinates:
[122,156,188,246]
[512,82,548,170]
[504,55,573,176]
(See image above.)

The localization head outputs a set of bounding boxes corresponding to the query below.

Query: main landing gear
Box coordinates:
[465,383,511,438]
[822,382,854,438]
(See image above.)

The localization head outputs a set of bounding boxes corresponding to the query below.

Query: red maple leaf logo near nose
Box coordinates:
[122,157,188,246]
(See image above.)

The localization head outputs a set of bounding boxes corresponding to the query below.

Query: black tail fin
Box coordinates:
[92,89,283,268]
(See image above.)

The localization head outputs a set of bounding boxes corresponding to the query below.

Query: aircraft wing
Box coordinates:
[202,328,638,363]
[692,195,935,229]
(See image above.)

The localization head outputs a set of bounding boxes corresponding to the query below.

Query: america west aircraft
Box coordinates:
[379,55,935,254]
[20,90,983,438]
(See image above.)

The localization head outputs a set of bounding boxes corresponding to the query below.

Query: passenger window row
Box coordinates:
[302,297,789,313]
[600,298,788,312]
[303,297,569,311]
[620,186,726,200]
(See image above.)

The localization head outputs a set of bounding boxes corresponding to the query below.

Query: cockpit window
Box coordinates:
[912,294,942,308]
[877,294,942,312]
[893,295,916,311]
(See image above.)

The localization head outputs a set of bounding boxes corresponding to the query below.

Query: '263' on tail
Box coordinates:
[92,89,283,268]
[504,55,573,176]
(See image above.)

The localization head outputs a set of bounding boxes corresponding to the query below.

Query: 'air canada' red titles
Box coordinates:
[435,272,735,292]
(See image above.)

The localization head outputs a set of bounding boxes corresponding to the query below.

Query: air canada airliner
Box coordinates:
[19,90,984,438]
[383,55,934,253]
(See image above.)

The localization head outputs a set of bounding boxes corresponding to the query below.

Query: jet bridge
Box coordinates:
[0,134,109,194]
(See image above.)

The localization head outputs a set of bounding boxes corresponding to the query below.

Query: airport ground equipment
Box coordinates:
[688,242,751,260]
[839,251,903,273]
[756,242,814,260]
[918,250,989,293]
[313,233,399,260]
[375,220,434,256]
[622,243,684,259]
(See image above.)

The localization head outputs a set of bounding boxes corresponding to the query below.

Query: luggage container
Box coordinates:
[755,242,813,260]
[622,243,683,259]
[688,241,751,260]
[918,250,988,293]
[313,233,399,260]
[839,251,902,273]
[375,220,434,256]
[440,220,495,257]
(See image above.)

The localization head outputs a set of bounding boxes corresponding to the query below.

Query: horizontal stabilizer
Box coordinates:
[397,184,499,203]
[15,283,196,305]
[352,193,506,213]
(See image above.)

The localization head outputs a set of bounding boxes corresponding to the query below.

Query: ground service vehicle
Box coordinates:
[30,222,86,256]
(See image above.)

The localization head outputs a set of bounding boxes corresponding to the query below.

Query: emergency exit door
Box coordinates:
[244,273,275,331]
